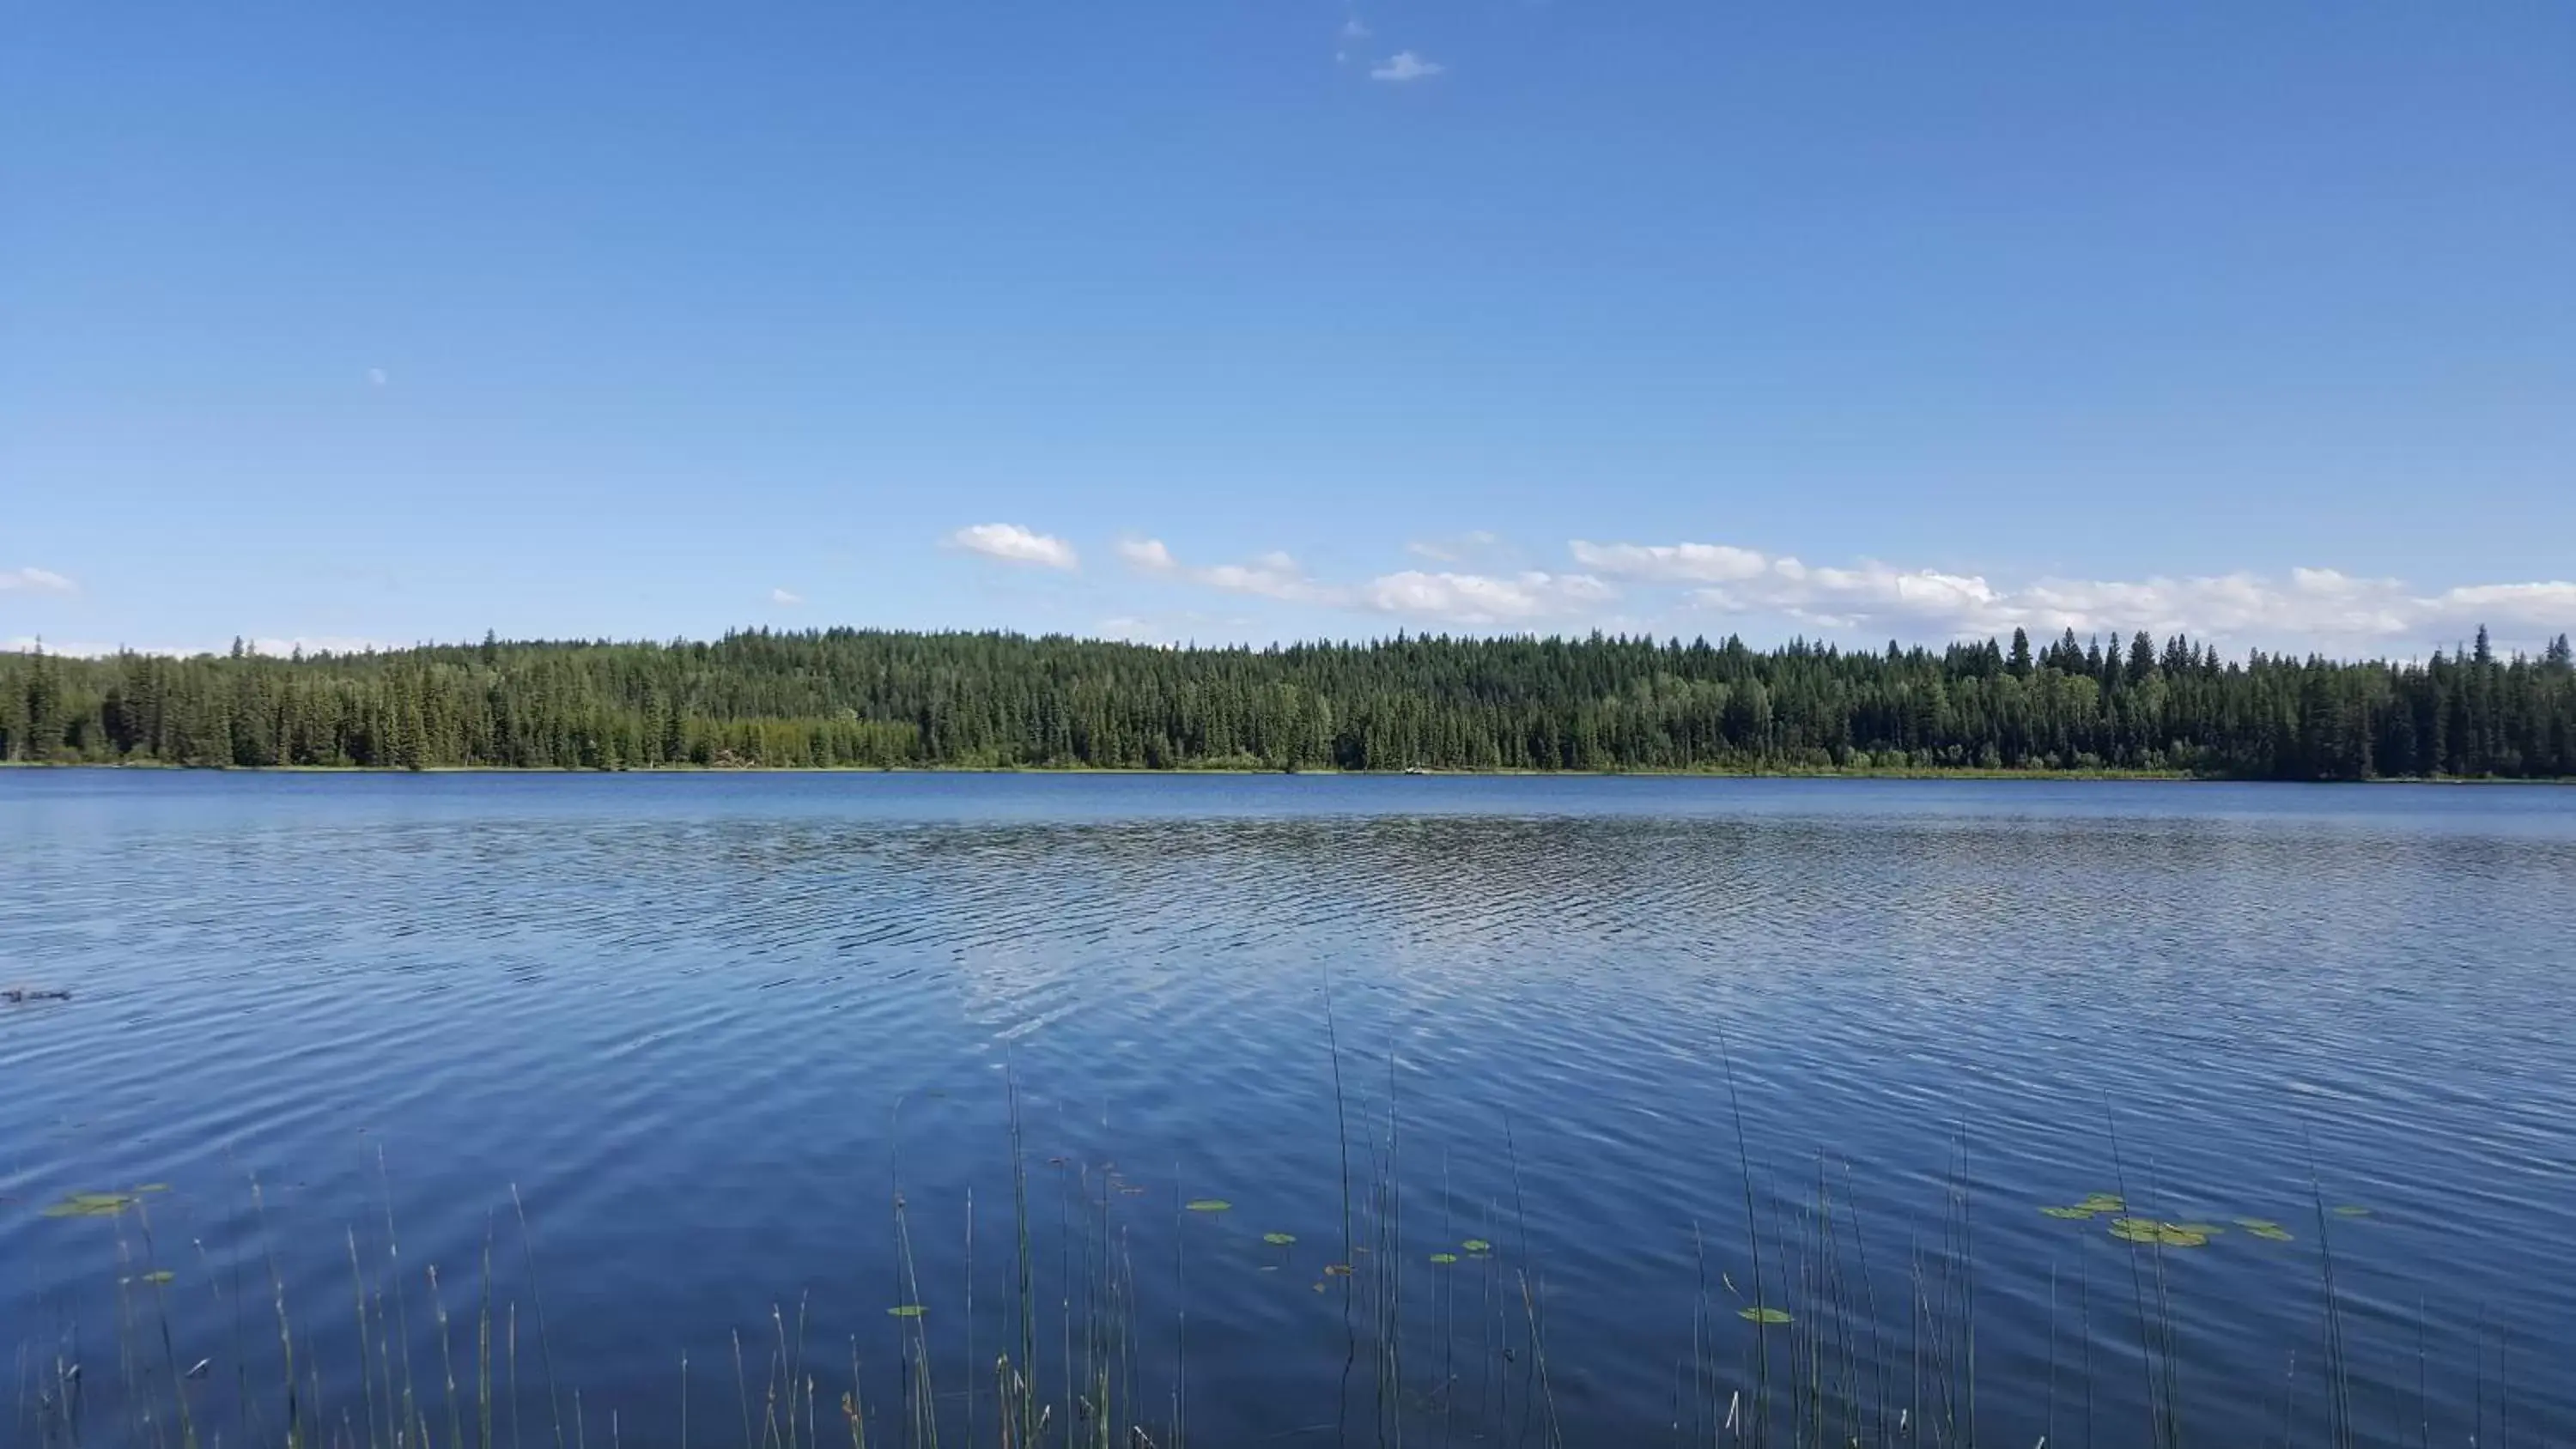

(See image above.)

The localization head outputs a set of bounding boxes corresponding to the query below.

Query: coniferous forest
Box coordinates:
[3,625,2573,780]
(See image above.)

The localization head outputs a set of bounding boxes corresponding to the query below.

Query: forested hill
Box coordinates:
[3,626,2573,780]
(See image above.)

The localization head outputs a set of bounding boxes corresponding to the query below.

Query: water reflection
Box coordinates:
[2,774,2570,1446]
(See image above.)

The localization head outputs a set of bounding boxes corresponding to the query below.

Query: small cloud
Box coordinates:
[1371,51,1444,82]
[1359,570,1612,625]
[1571,540,1769,585]
[770,587,805,606]
[1341,16,1372,40]
[6,634,399,658]
[0,566,76,594]
[1117,537,1180,573]
[946,523,1080,572]
[367,367,388,387]
[1122,539,1334,604]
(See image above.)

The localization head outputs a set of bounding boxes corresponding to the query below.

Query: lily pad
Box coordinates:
[2330,1205,2372,1218]
[887,1305,928,1319]
[2077,1194,2127,1213]
[2245,1223,2294,1242]
[1323,1264,1354,1277]
[1262,1233,1297,1246]
[2040,1206,2095,1220]
[2109,1218,2209,1248]
[1461,1239,1492,1252]
[2169,1222,2227,1237]
[1737,1307,1792,1325]
[134,1184,173,1195]
[1185,1199,1231,1213]
[43,1192,137,1219]
[1429,1252,1460,1264]
[140,1270,174,1285]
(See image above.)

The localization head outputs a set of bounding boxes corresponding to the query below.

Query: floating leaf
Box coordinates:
[2109,1217,2208,1248]
[886,1305,927,1319]
[1461,1239,1492,1252]
[2040,1206,2095,1220]
[1323,1264,1354,1277]
[1429,1252,1460,1264]
[2169,1222,2226,1236]
[134,1184,173,1195]
[1737,1307,1792,1325]
[1312,1282,1327,1294]
[2077,1194,2127,1213]
[1262,1233,1297,1246]
[2331,1205,2372,1218]
[43,1192,137,1219]
[2233,1216,2282,1232]
[1185,1199,1231,1214]
[141,1270,174,1285]
[2245,1223,2295,1243]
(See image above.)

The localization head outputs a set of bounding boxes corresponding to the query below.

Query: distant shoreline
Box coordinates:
[4,760,2565,784]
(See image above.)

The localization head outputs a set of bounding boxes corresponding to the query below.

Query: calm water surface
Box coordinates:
[3,773,2571,1446]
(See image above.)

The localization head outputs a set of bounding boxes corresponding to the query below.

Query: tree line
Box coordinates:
[3,625,2573,779]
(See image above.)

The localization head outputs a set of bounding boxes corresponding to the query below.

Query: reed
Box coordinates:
[15,1088,2514,1449]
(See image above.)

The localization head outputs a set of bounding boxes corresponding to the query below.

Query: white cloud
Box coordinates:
[770,587,804,606]
[5,634,398,658]
[1341,17,1371,40]
[0,566,76,593]
[1117,537,1179,572]
[367,367,388,388]
[1371,51,1444,82]
[1358,570,1613,626]
[1569,540,1767,584]
[1120,537,1334,603]
[1577,537,2576,650]
[947,523,1079,572]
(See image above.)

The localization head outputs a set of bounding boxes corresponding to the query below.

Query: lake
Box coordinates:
[3,772,2571,1447]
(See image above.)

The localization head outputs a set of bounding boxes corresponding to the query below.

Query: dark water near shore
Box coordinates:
[4,772,2572,1446]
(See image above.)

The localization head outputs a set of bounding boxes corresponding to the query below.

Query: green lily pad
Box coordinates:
[2109,1217,2208,1248]
[140,1270,174,1285]
[134,1184,173,1194]
[1323,1264,1353,1277]
[887,1305,927,1319]
[1185,1199,1231,1213]
[1461,1239,1492,1252]
[2168,1222,2227,1237]
[1262,1233,1297,1246]
[2245,1223,2294,1242]
[2040,1206,2095,1220]
[1429,1252,1460,1264]
[2077,1194,2126,1212]
[2331,1205,2372,1218]
[1737,1307,1792,1325]
[43,1192,137,1219]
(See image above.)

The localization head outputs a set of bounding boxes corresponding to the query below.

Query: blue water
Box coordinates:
[3,772,2571,1446]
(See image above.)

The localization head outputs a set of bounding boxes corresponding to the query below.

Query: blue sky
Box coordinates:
[4,1,2571,658]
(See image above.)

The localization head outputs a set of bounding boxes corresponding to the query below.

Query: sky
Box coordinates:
[3,1,2572,658]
